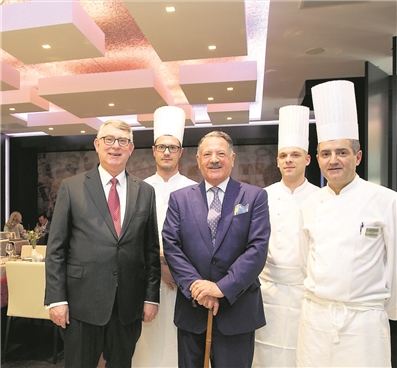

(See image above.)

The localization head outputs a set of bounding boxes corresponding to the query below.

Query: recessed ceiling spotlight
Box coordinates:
[305,47,325,55]
[208,45,216,50]
[208,97,214,101]
[42,44,51,49]
[227,87,233,91]
[166,6,175,12]
[109,103,115,107]
[227,117,232,120]
[49,127,54,131]
[9,107,15,111]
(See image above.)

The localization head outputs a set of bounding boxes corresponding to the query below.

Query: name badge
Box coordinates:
[365,227,379,237]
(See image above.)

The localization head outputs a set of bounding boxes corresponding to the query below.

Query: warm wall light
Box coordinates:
[109,103,115,106]
[208,97,214,101]
[42,44,51,49]
[166,6,175,12]
[49,127,54,130]
[81,130,86,133]
[9,107,16,111]
[227,117,232,120]
[208,45,216,50]
[227,87,233,91]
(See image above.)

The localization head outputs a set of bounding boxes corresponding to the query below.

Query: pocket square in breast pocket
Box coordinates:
[234,203,249,216]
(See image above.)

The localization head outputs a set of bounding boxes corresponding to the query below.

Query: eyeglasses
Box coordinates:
[154,144,181,153]
[100,136,131,147]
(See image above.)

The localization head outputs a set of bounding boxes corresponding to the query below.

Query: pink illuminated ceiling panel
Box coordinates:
[38,70,174,118]
[0,87,49,115]
[27,111,101,136]
[207,102,250,125]
[0,62,20,91]
[123,1,247,62]
[179,61,257,105]
[0,1,105,64]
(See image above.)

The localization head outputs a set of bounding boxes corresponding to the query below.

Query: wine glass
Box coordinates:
[5,242,15,260]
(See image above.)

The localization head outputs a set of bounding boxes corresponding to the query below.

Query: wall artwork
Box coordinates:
[37,145,280,218]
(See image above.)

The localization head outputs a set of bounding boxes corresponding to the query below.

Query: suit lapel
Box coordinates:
[215,178,242,250]
[121,172,139,239]
[84,167,117,239]
[191,181,213,253]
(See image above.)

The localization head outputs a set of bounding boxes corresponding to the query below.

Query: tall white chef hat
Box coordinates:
[311,80,358,143]
[278,105,310,152]
[153,106,186,145]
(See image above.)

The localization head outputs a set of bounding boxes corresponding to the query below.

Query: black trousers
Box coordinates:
[177,317,255,368]
[63,303,142,368]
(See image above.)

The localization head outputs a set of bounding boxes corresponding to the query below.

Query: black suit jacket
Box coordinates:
[45,166,161,326]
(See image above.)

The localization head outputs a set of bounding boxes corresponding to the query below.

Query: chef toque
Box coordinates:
[278,105,310,152]
[311,80,358,143]
[153,106,186,145]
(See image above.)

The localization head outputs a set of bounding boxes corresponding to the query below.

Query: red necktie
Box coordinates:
[108,178,121,236]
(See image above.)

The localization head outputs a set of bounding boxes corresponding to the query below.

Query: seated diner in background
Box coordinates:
[34,212,51,245]
[3,212,25,240]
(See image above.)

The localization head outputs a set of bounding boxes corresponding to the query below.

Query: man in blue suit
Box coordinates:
[163,131,270,367]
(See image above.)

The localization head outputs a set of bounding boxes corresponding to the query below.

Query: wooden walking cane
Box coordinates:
[204,309,213,368]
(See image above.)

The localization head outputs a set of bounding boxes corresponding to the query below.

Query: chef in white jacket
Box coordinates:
[133,106,196,367]
[253,105,319,368]
[296,80,397,367]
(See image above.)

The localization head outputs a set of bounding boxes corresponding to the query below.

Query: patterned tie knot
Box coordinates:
[110,177,118,186]
[208,187,222,245]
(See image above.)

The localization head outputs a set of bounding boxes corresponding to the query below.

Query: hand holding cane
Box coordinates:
[204,308,213,368]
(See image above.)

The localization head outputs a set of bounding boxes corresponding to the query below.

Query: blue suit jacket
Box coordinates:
[163,178,270,335]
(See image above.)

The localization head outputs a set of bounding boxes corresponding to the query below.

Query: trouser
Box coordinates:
[177,317,255,368]
[64,312,142,368]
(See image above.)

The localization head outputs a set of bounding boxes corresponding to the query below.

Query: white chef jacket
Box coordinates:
[132,171,196,368]
[143,172,196,251]
[253,179,319,368]
[296,175,397,367]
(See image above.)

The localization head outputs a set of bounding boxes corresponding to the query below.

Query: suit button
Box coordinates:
[113,271,118,275]
[211,259,216,265]
[117,246,121,250]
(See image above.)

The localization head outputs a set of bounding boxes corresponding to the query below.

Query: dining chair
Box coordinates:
[4,261,59,364]
[20,245,47,259]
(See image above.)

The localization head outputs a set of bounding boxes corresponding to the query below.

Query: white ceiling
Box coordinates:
[0,0,396,137]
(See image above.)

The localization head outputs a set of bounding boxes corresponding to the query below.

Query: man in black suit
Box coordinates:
[45,119,161,368]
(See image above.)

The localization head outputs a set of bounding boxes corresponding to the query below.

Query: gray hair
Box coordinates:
[97,120,133,142]
[197,131,234,155]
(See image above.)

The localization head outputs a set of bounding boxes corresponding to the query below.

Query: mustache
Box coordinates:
[206,163,223,169]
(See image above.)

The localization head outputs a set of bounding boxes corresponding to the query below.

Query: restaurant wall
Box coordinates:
[6,124,321,229]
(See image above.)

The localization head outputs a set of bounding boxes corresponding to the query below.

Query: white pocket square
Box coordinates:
[234,203,249,216]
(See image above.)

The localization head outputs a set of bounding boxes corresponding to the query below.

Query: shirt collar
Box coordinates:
[153,171,181,183]
[205,177,230,193]
[98,164,127,187]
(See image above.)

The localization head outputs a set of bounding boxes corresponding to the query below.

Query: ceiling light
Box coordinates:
[305,47,325,55]
[208,97,214,101]
[109,103,115,107]
[208,45,216,50]
[42,44,51,49]
[227,87,233,91]
[166,7,175,12]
